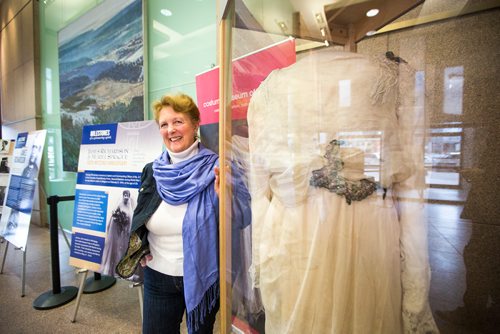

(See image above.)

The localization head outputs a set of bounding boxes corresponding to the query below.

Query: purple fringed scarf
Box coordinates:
[153,144,219,333]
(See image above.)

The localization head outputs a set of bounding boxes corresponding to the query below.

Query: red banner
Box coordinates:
[195,39,296,125]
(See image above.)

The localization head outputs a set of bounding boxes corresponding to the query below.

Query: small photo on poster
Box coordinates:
[0,139,12,154]
[0,157,10,174]
[100,188,137,277]
[0,186,7,206]
[0,207,31,248]
[21,142,43,180]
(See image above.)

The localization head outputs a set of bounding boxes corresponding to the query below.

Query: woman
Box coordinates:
[124,93,220,334]
[100,190,135,277]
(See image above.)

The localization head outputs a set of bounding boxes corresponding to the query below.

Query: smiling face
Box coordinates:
[158,106,199,153]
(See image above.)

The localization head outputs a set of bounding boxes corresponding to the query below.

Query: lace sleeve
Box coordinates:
[247,78,272,289]
[395,62,439,333]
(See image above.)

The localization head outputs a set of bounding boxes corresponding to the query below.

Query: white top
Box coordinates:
[146,140,199,276]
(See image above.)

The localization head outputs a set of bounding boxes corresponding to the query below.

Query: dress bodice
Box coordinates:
[248,50,415,205]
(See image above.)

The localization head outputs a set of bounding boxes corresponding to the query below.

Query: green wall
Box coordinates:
[39,0,216,230]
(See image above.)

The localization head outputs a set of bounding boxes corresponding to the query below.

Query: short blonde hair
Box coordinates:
[152,93,200,124]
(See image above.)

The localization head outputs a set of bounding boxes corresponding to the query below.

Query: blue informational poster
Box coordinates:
[0,139,15,214]
[0,130,47,249]
[68,121,163,276]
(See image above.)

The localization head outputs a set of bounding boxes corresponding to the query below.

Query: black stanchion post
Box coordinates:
[49,195,61,294]
[33,195,78,310]
[83,271,116,294]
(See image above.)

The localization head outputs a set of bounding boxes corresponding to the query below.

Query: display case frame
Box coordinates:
[217,0,500,333]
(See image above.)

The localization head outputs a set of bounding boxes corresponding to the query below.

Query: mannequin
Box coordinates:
[247,49,437,333]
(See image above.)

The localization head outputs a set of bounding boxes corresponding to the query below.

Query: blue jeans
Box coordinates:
[143,266,219,334]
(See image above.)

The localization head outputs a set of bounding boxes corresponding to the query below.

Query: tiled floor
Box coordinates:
[426,203,500,334]
[0,225,143,334]
[1,202,498,333]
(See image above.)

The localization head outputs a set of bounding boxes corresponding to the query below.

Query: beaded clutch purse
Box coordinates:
[115,232,150,279]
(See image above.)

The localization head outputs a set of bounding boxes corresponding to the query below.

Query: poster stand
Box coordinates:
[71,271,143,323]
[56,183,140,323]
[51,210,116,294]
[0,241,27,297]
[133,281,144,320]
[33,195,78,310]
[0,239,7,273]
[71,268,88,322]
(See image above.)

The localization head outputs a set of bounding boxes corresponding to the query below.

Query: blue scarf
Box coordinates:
[153,144,219,333]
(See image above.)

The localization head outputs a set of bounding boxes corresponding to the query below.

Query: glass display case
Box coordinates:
[217,0,500,333]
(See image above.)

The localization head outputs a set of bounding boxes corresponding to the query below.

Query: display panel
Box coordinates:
[0,131,47,249]
[225,0,500,333]
[69,121,162,274]
[0,139,15,215]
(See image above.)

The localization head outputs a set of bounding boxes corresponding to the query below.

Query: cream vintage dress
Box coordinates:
[247,49,438,333]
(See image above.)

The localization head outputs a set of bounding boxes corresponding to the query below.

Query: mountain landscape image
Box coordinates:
[58,0,144,171]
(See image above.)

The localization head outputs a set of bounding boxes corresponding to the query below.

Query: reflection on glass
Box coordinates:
[426,170,460,186]
[428,135,461,167]
[415,70,425,109]
[45,68,53,114]
[425,125,462,187]
[443,66,464,115]
[339,130,382,182]
[47,135,57,180]
[338,79,351,107]
[431,127,463,133]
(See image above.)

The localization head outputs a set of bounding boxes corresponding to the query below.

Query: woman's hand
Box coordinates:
[140,254,153,267]
[214,166,220,197]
